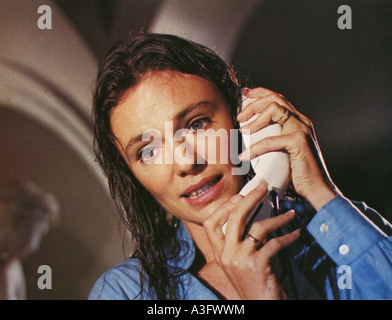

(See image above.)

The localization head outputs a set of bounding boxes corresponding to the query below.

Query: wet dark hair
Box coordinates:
[93,32,243,299]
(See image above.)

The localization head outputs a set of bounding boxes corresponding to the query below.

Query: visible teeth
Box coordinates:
[187,178,219,199]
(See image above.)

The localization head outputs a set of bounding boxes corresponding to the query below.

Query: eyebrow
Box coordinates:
[124,101,215,155]
[174,101,212,122]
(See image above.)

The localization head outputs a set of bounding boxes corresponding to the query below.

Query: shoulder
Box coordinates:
[88,258,149,300]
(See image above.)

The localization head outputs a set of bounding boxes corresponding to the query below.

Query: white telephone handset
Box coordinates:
[222,96,291,235]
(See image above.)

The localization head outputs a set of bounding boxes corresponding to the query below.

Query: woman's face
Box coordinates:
[111,70,244,225]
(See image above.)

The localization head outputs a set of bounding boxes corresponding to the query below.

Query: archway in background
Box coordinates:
[0,0,126,299]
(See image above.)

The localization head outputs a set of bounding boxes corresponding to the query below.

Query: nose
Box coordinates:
[175,161,206,178]
[173,135,207,177]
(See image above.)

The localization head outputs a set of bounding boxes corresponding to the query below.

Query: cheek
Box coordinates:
[131,164,172,200]
[196,130,238,165]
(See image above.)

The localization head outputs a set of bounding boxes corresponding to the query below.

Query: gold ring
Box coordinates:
[278,109,290,126]
[245,233,261,244]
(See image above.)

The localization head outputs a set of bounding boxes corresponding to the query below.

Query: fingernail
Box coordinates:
[241,87,250,96]
[256,183,267,191]
[286,209,296,216]
[230,194,242,203]
[292,229,301,236]
[238,149,250,161]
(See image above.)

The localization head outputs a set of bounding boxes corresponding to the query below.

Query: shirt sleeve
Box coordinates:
[306,196,392,299]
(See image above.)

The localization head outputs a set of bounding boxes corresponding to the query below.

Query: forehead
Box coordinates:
[110,70,226,148]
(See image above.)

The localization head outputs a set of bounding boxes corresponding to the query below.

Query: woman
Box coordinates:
[89,32,392,300]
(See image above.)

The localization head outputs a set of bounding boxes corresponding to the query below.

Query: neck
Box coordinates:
[181,219,241,300]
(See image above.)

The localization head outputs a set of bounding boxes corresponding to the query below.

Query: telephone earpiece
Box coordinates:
[222,96,291,234]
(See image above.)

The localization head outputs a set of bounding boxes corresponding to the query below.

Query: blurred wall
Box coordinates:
[150,0,262,61]
[0,0,126,299]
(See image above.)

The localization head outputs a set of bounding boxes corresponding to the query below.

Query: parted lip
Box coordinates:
[181,174,223,197]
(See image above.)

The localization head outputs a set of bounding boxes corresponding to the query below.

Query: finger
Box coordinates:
[244,88,297,113]
[223,183,268,249]
[240,89,312,129]
[258,229,301,260]
[239,131,307,162]
[204,194,243,253]
[245,87,275,98]
[237,93,292,124]
[240,103,291,134]
[242,210,296,253]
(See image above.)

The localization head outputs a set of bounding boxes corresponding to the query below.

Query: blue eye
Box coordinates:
[143,146,155,159]
[137,145,161,164]
[189,118,210,131]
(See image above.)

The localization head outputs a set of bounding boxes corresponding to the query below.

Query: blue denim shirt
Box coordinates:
[88,196,392,300]
[88,217,219,300]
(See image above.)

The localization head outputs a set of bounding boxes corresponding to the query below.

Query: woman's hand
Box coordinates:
[204,183,300,300]
[238,87,339,211]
